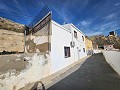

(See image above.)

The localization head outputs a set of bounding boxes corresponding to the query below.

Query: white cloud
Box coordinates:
[80,20,93,26]
[52,6,69,22]
[114,3,120,6]
[86,31,103,36]
[103,13,115,20]
[107,14,115,19]
[81,21,88,26]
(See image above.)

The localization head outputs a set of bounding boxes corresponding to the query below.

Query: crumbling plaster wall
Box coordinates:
[25,35,49,53]
[0,21,52,90]
[0,53,51,90]
[25,23,51,53]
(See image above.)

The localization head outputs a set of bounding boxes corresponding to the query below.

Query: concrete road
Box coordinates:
[47,53,120,90]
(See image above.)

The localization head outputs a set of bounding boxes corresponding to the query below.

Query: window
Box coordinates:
[82,36,84,41]
[83,48,85,52]
[64,47,71,58]
[74,31,77,38]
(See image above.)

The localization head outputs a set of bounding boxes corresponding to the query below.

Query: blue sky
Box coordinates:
[0,0,120,36]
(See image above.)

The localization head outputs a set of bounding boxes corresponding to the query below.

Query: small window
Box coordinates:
[64,47,71,58]
[74,31,77,38]
[83,48,85,52]
[82,36,84,41]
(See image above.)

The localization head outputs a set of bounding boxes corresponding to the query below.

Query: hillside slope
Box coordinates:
[0,17,24,33]
[90,35,120,49]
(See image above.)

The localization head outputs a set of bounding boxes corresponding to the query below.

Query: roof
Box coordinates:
[62,23,85,35]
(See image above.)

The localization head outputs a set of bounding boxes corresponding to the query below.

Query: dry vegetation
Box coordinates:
[0,17,24,33]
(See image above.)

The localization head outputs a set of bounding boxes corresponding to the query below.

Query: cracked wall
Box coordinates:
[0,53,50,90]
[25,23,51,53]
[0,20,52,90]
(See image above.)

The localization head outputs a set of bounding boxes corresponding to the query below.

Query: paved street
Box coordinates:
[48,53,120,90]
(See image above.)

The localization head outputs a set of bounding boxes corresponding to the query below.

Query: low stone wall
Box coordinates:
[0,53,50,90]
[102,50,120,75]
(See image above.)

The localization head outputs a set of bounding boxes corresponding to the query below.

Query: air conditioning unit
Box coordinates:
[70,41,75,47]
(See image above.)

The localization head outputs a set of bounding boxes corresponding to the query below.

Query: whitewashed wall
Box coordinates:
[51,21,87,73]
[70,24,87,60]
[102,50,120,75]
[51,21,74,73]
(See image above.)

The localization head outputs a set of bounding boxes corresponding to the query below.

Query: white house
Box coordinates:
[51,21,87,73]
[26,12,87,74]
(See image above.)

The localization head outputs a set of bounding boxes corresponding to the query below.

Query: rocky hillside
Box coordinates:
[0,17,24,33]
[90,35,120,49]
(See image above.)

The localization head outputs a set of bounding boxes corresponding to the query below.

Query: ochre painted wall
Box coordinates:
[85,38,93,51]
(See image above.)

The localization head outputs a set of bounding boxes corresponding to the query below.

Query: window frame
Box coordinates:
[82,36,84,41]
[83,48,85,52]
[64,46,71,58]
[74,31,78,38]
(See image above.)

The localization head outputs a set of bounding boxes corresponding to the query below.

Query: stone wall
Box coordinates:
[0,17,53,90]
[0,29,24,53]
